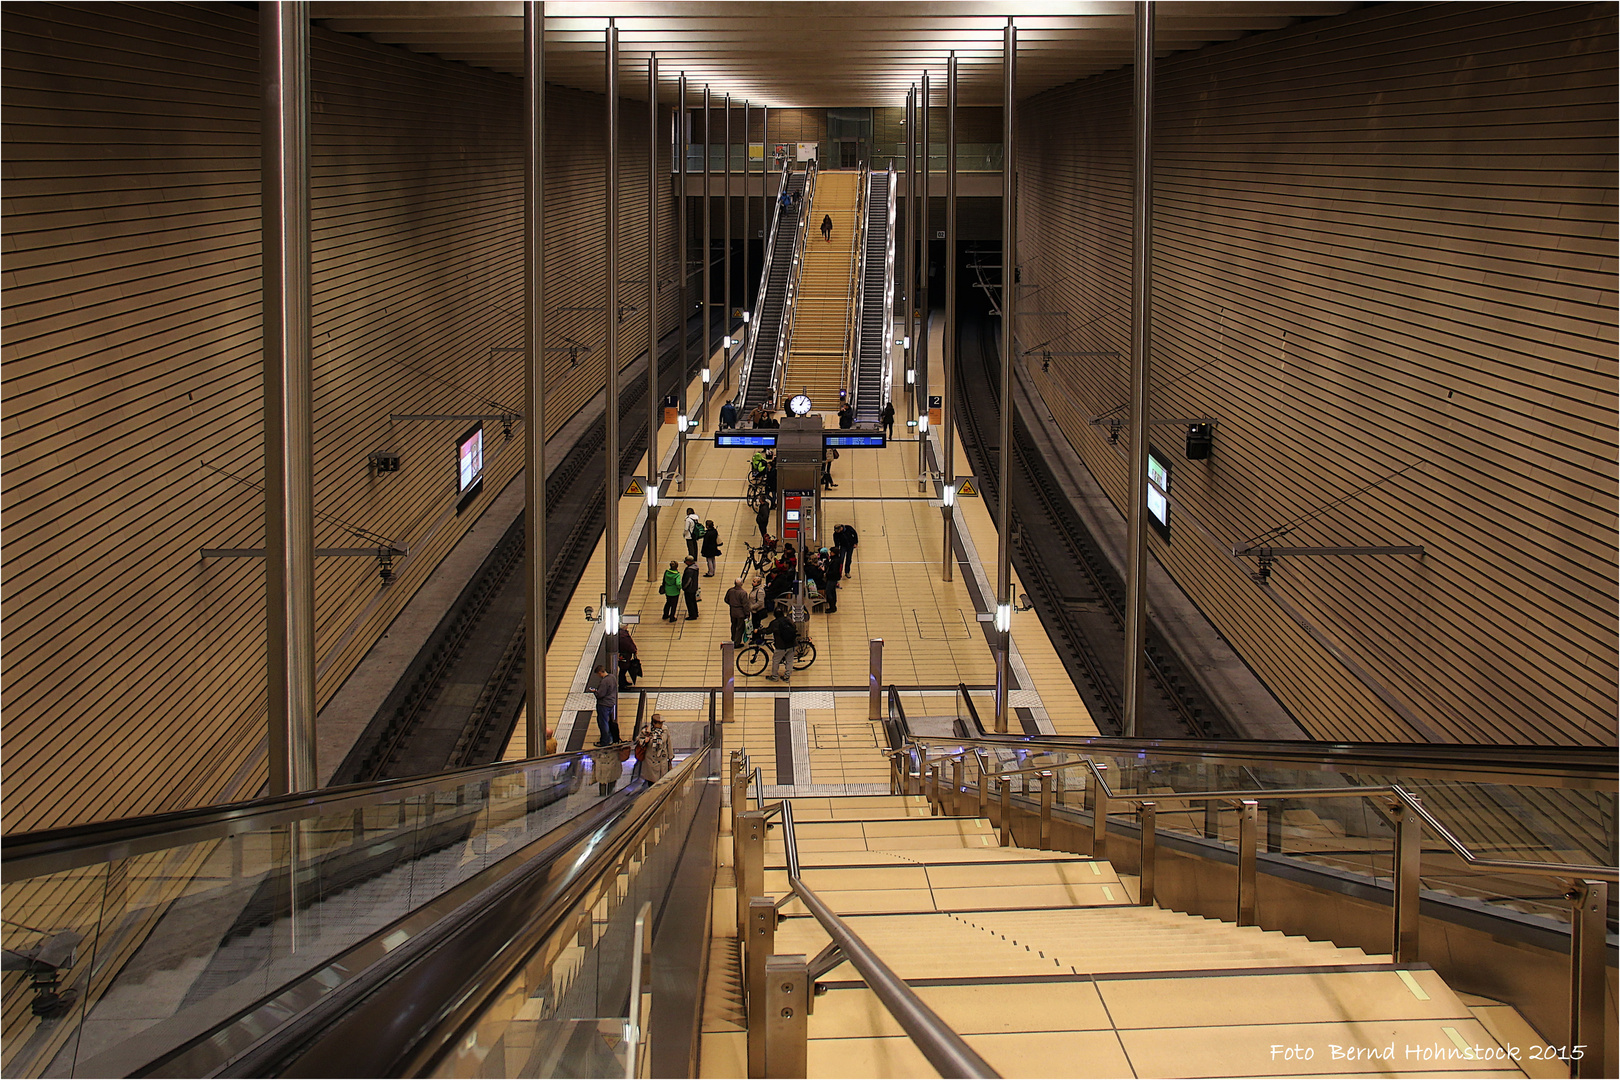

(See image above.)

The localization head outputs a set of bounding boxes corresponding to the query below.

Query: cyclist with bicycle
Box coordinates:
[764,611,797,683]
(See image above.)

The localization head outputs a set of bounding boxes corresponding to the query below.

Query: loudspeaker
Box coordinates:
[1185,423,1213,460]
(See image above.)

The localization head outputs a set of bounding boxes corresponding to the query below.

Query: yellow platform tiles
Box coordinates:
[701,794,1539,1080]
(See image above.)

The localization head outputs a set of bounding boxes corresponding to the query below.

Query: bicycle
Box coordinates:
[737,633,816,677]
[740,541,777,580]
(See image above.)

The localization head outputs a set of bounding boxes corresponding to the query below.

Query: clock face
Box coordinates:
[788,394,814,416]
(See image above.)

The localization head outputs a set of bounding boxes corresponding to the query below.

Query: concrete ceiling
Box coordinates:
[311,1,1358,107]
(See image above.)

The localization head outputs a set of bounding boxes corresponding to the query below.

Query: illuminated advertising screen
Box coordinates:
[1147,448,1170,537]
[457,423,484,493]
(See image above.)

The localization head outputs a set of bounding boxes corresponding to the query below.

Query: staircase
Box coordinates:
[740,171,806,412]
[852,170,891,424]
[701,794,1538,1079]
[782,171,861,411]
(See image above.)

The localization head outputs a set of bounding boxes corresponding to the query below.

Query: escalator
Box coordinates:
[1,714,722,1079]
[852,166,894,423]
[738,166,808,413]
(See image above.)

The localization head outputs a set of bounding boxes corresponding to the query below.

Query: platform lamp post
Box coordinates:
[262,0,316,794]
[603,19,621,679]
[700,84,712,434]
[903,84,916,425]
[644,52,660,583]
[993,20,1017,734]
[523,1,550,753]
[916,70,931,493]
[722,92,732,398]
[1122,2,1155,738]
[676,73,688,491]
[941,52,958,583]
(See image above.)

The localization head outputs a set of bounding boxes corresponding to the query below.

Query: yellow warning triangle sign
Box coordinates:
[957,479,979,497]
[624,477,644,497]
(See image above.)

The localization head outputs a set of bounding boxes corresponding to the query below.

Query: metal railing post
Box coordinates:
[1139,801,1157,906]
[1091,776,1110,860]
[763,954,809,1079]
[1203,798,1219,840]
[722,642,736,723]
[890,752,903,795]
[1038,770,1053,850]
[737,810,767,940]
[977,760,989,817]
[1237,799,1259,926]
[929,764,941,815]
[745,896,777,1077]
[997,777,1011,846]
[1569,879,1609,1079]
[1391,798,1421,964]
[868,639,883,720]
[952,756,966,817]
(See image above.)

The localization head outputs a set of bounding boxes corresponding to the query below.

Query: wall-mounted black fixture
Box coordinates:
[369,451,401,473]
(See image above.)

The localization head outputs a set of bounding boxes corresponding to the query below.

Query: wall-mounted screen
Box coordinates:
[1147,447,1170,537]
[457,423,484,494]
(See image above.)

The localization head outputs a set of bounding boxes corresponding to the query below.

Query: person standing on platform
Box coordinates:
[821,547,841,613]
[682,556,701,620]
[820,213,833,243]
[661,560,682,621]
[590,664,620,746]
[701,519,723,577]
[755,495,773,540]
[748,575,768,634]
[720,399,737,430]
[765,612,797,683]
[618,628,640,691]
[837,402,854,429]
[634,714,671,783]
[880,401,895,439]
[725,577,751,646]
[683,507,703,560]
[821,445,839,489]
[833,523,858,579]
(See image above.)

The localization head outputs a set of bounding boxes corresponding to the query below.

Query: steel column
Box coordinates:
[904,85,917,424]
[917,72,930,492]
[1237,799,1259,926]
[742,100,750,353]
[941,54,958,583]
[1391,799,1422,963]
[1569,879,1609,1078]
[1139,801,1157,906]
[644,54,660,582]
[524,2,549,749]
[701,85,712,433]
[868,638,883,720]
[993,21,1017,734]
[722,641,736,722]
[723,93,732,395]
[1122,1,1156,737]
[997,778,1011,846]
[676,75,688,490]
[604,22,620,675]
[1038,770,1052,849]
[261,0,316,795]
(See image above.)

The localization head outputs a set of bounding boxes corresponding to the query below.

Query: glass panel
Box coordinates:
[0,746,662,1078]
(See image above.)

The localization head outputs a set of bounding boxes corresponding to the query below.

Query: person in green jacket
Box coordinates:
[661,560,682,621]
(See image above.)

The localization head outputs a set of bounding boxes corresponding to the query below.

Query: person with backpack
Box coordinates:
[661,560,682,621]
[683,507,703,559]
[701,519,723,576]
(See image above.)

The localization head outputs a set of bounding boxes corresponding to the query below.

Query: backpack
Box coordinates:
[692,521,706,540]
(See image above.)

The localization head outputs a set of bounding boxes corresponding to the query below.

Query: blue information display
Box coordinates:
[715,433,778,447]
[824,434,886,448]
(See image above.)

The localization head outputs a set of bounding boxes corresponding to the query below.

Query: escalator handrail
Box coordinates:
[3,742,634,880]
[779,800,999,1078]
[914,735,1618,883]
[737,159,795,405]
[931,701,1615,791]
[771,160,817,400]
[275,735,714,1077]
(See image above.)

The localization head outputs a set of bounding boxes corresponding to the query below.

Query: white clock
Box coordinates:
[788,394,814,416]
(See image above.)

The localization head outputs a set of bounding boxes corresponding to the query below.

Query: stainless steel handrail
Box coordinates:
[780,800,998,1079]
[3,742,628,880]
[915,736,1618,883]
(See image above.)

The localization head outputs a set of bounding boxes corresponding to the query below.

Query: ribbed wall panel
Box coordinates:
[2,2,678,832]
[1018,1,1616,746]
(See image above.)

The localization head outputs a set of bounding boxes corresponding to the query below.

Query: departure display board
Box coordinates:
[824,434,886,448]
[716,433,778,447]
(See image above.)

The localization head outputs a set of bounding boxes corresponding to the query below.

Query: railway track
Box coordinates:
[334,313,719,783]
[954,312,1227,739]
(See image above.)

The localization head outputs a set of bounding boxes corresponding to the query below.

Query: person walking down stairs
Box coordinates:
[820,212,833,242]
